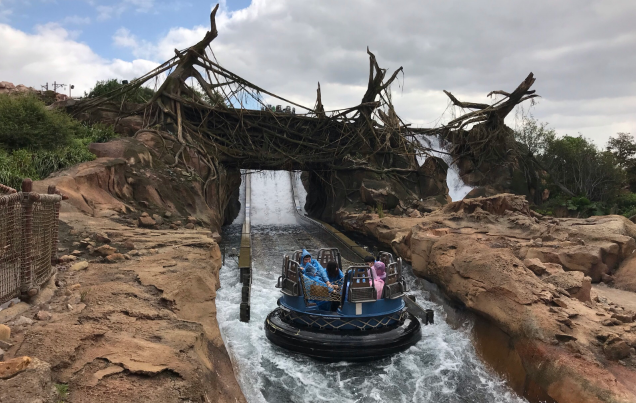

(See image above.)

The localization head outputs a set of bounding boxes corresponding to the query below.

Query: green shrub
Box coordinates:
[0,94,78,151]
[55,383,69,403]
[0,93,118,189]
[85,79,155,104]
[376,202,384,218]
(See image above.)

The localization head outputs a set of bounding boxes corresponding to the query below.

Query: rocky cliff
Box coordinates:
[337,194,636,403]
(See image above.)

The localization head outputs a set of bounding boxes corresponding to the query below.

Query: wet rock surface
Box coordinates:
[337,193,636,403]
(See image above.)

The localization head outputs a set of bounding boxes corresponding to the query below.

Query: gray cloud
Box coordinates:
[202,0,636,143]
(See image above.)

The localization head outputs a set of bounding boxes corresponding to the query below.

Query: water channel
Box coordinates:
[216,171,527,403]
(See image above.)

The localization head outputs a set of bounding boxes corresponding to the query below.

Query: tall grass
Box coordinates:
[376,202,384,218]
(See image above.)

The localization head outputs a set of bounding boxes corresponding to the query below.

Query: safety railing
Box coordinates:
[0,179,65,304]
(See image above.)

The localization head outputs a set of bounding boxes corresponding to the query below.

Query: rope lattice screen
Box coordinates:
[0,184,62,304]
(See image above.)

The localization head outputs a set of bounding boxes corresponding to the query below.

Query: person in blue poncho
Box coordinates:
[302,263,333,310]
[299,249,333,288]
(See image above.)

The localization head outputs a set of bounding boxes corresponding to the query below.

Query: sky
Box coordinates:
[0,0,635,146]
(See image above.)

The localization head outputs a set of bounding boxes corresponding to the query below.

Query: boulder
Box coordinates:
[138,215,156,228]
[122,240,135,250]
[60,255,78,263]
[35,311,51,321]
[0,356,31,379]
[70,261,89,271]
[611,313,634,323]
[0,357,54,402]
[93,245,117,257]
[105,253,126,263]
[604,336,631,361]
[13,316,34,326]
[152,214,164,225]
[614,253,636,292]
[524,258,547,276]
[94,232,111,244]
[543,271,592,302]
[210,232,222,243]
[0,324,10,341]
[185,223,195,230]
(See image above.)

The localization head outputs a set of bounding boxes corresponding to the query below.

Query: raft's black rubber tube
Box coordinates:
[265,308,422,362]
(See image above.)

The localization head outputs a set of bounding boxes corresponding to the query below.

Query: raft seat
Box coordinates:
[348,266,377,302]
[378,251,395,266]
[281,259,301,297]
[316,248,341,268]
[383,261,404,299]
[292,250,303,263]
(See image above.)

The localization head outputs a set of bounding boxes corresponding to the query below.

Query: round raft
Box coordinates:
[265,248,423,361]
[265,307,421,361]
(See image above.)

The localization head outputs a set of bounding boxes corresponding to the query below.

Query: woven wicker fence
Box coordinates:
[0,179,64,304]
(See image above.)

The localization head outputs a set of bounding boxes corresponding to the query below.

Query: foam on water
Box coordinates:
[216,173,526,403]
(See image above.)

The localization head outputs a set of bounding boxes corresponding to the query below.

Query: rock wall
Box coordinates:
[304,154,451,223]
[337,194,636,403]
[33,135,241,234]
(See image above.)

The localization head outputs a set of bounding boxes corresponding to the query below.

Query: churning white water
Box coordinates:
[216,172,526,403]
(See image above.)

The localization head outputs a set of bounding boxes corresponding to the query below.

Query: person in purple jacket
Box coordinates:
[371,261,386,299]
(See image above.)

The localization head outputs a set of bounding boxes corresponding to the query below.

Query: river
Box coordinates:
[216,170,526,403]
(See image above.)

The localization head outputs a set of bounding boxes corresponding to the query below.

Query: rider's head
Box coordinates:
[303,255,311,264]
[364,255,375,267]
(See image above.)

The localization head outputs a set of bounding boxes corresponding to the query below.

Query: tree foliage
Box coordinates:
[0,93,117,189]
[541,135,623,202]
[85,79,155,104]
[515,116,636,216]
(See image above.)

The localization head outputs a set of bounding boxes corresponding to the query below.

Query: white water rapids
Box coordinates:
[215,171,526,403]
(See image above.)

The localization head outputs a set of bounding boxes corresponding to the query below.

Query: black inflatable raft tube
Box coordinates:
[265,308,422,362]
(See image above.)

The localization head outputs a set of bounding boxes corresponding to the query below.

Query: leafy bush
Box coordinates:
[85,79,155,104]
[0,93,118,189]
[0,94,78,151]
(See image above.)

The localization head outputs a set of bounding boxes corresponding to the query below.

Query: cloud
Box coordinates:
[113,24,207,60]
[61,15,91,25]
[0,0,13,23]
[3,0,635,146]
[0,23,157,94]
[110,0,636,143]
[96,0,156,21]
[202,0,635,145]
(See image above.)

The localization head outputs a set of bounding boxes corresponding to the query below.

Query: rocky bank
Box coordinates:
[0,207,245,403]
[337,194,636,403]
[0,131,245,401]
